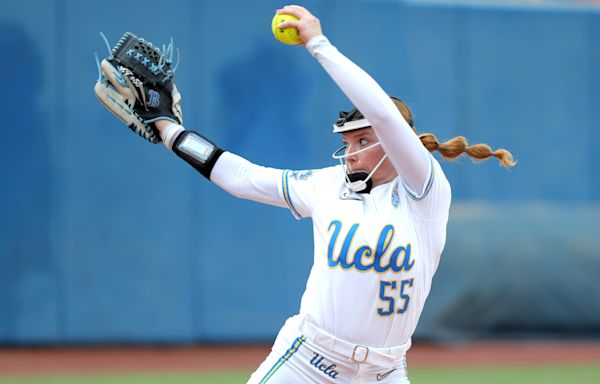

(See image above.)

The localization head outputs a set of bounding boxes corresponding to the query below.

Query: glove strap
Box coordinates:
[172,131,224,180]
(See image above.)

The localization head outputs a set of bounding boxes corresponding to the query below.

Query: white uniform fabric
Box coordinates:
[208,35,452,383]
[282,160,449,346]
[212,157,449,337]
[247,315,410,384]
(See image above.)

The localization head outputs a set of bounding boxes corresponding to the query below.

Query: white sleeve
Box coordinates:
[281,167,337,220]
[210,151,287,208]
[306,35,432,199]
[209,151,322,219]
[407,157,452,222]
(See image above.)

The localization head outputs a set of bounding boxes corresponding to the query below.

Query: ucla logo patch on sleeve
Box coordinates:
[391,183,399,208]
[289,170,313,181]
[391,189,399,208]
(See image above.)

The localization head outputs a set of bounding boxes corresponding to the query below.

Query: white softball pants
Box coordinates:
[247,315,411,384]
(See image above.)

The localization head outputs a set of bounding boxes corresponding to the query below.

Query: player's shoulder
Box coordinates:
[285,165,346,202]
[430,155,451,193]
[286,165,343,184]
[401,155,452,220]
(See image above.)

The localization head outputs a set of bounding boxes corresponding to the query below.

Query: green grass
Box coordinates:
[1,365,599,384]
[410,365,600,384]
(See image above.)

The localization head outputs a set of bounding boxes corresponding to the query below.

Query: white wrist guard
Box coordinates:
[161,123,185,150]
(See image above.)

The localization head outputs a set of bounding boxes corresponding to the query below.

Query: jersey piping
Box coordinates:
[282,170,303,219]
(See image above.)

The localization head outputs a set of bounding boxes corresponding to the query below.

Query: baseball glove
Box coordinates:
[94,32,183,143]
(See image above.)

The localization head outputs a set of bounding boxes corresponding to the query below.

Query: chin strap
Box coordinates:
[346,172,373,193]
[331,140,388,194]
[344,153,388,193]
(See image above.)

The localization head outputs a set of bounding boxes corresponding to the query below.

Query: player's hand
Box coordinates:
[155,120,172,135]
[276,5,323,45]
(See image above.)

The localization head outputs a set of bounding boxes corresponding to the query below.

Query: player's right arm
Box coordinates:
[279,5,431,200]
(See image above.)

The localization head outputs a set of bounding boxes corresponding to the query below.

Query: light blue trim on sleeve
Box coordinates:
[282,170,303,219]
[403,154,435,201]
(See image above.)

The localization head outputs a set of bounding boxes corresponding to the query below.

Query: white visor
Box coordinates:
[332,118,371,133]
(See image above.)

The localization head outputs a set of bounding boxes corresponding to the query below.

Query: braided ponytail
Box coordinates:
[417,133,516,167]
[391,98,516,168]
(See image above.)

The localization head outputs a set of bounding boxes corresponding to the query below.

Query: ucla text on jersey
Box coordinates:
[327,220,414,274]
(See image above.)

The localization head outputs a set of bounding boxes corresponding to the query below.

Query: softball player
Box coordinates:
[153,5,514,383]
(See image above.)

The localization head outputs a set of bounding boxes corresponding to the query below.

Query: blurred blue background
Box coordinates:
[1,0,599,344]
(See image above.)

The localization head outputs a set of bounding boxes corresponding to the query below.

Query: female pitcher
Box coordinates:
[153,5,515,383]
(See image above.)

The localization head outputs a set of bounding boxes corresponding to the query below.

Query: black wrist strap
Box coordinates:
[172,131,224,179]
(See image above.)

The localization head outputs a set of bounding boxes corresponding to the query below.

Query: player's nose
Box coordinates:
[346,153,359,170]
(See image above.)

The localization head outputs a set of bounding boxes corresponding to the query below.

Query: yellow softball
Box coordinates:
[272,14,302,45]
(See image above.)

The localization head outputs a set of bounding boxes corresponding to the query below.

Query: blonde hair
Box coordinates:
[392,97,516,167]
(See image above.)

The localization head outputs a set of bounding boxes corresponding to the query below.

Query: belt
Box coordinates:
[299,318,410,368]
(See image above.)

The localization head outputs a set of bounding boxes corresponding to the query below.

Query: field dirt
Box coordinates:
[1,341,599,376]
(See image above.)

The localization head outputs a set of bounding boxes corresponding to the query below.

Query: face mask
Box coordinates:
[332,141,388,193]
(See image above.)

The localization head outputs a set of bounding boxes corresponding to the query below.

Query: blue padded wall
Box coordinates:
[1,0,599,343]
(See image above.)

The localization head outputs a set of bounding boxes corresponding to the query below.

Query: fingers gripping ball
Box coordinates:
[272,14,301,45]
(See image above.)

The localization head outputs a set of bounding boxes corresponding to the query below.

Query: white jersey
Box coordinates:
[281,160,449,347]
[211,153,449,349]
